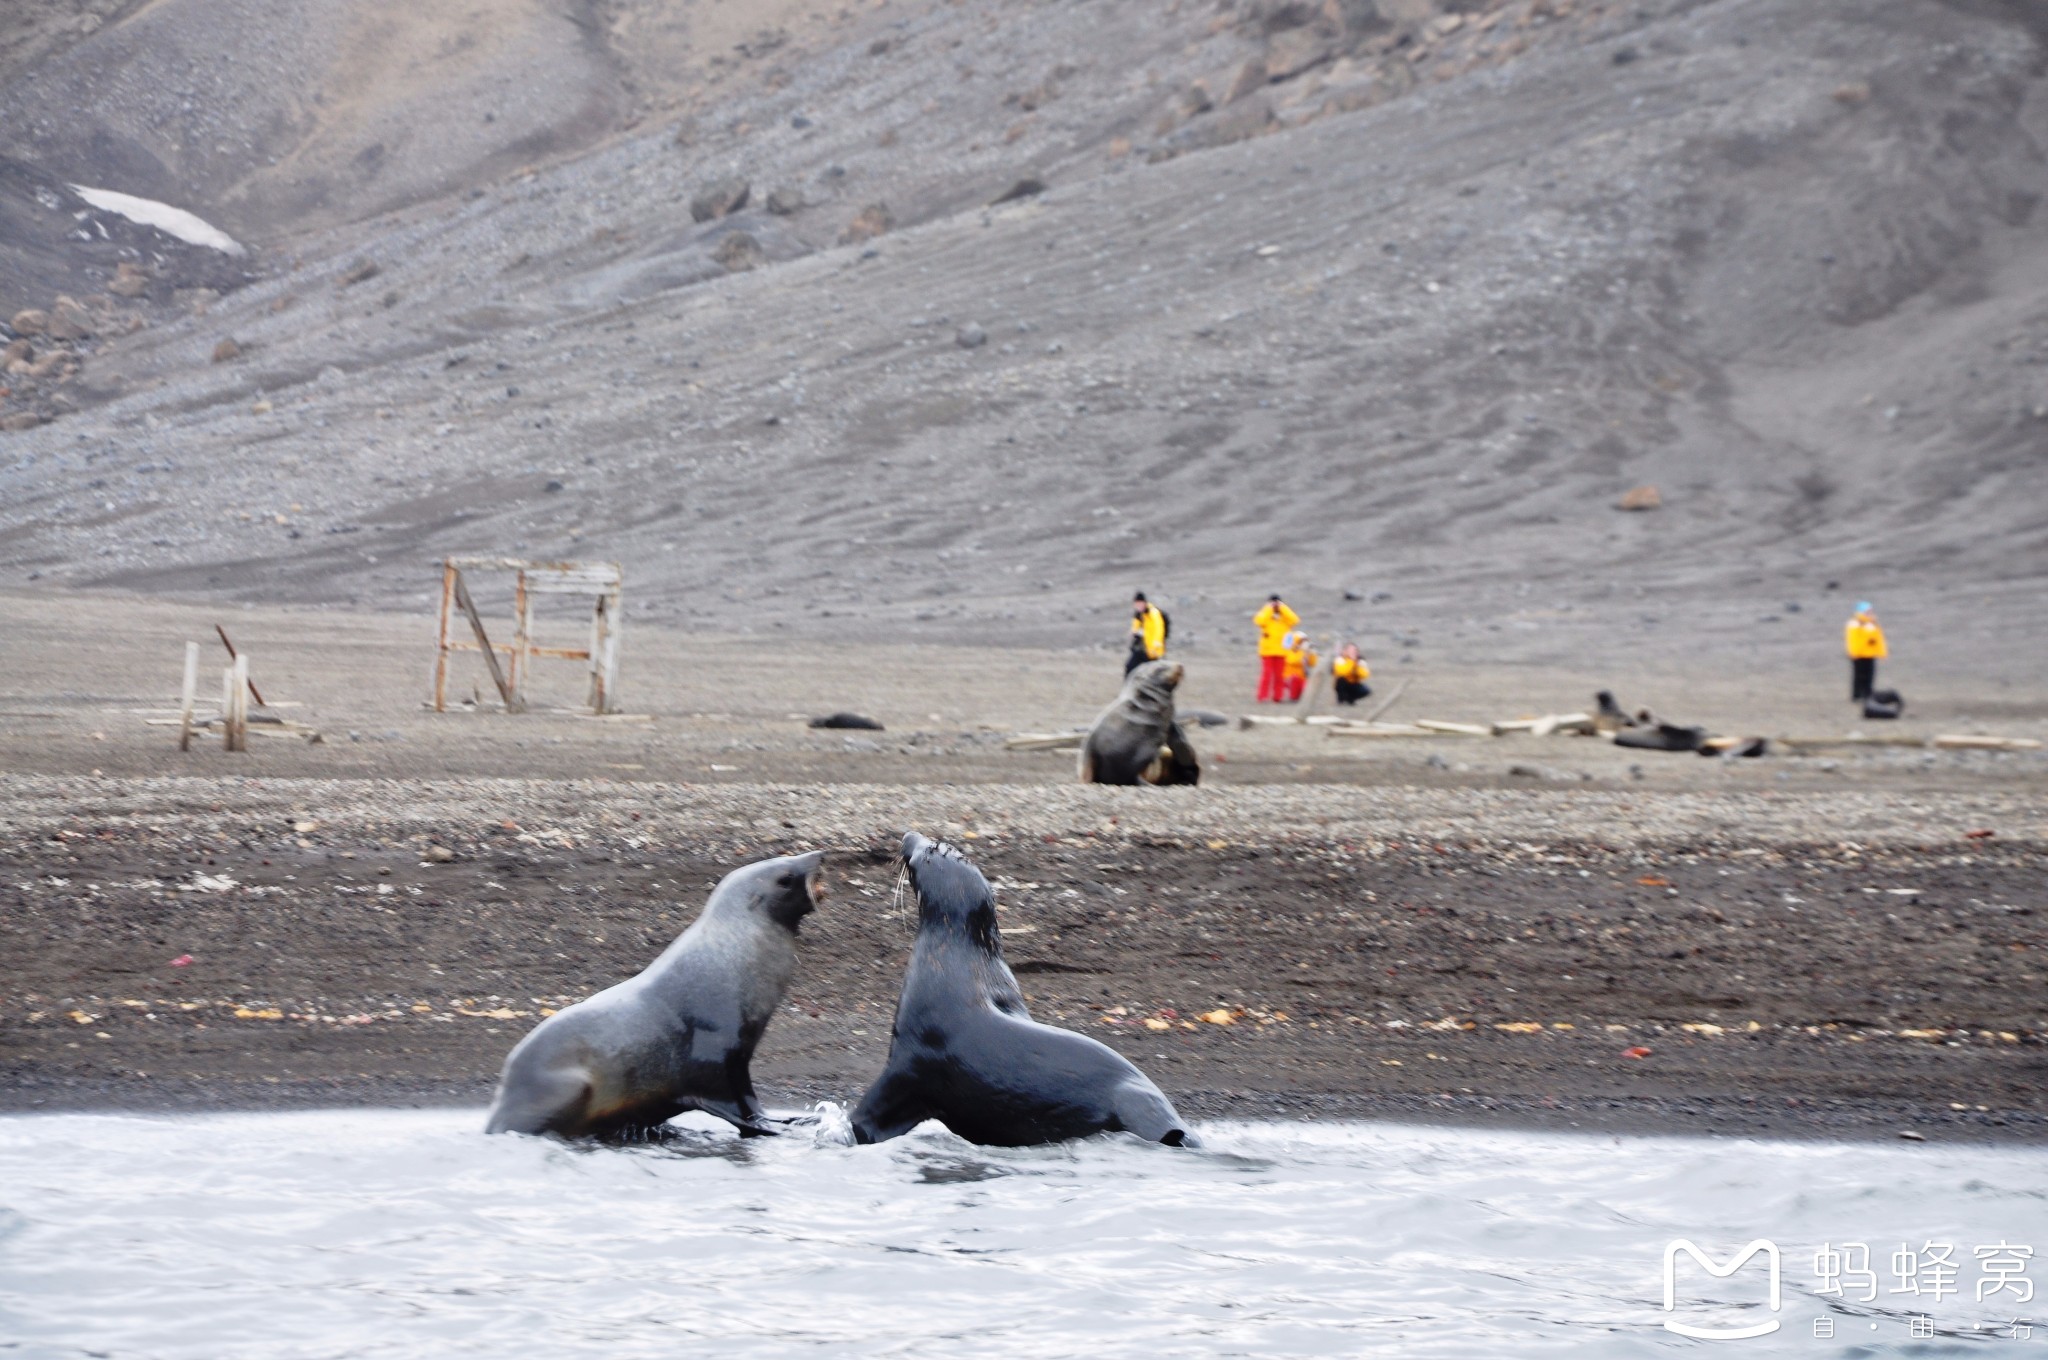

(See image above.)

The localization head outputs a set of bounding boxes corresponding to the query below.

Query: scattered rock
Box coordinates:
[1,339,29,367]
[765,187,804,215]
[1617,484,1662,511]
[338,260,381,288]
[841,202,894,244]
[955,323,987,349]
[423,844,456,863]
[713,230,765,272]
[0,411,46,432]
[1226,56,1269,104]
[1611,45,1639,65]
[211,338,242,364]
[691,177,751,222]
[10,309,48,337]
[107,262,152,298]
[47,298,93,341]
[1264,27,1336,80]
[670,116,700,148]
[990,178,1046,205]
[1833,81,1872,105]
[1181,81,1215,117]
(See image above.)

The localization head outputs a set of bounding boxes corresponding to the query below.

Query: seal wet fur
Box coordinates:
[1080,659,1200,785]
[484,850,824,1139]
[851,832,1196,1148]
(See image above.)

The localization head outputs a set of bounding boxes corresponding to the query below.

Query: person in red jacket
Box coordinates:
[1253,595,1298,702]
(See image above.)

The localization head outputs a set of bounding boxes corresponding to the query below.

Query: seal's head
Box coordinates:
[900,831,997,941]
[1122,659,1184,712]
[715,850,825,934]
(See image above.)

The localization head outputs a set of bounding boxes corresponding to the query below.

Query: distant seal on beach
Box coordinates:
[1080,659,1200,785]
[484,850,824,1139]
[850,831,1196,1147]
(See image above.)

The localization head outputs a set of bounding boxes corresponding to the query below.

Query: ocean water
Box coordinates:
[0,1110,2040,1358]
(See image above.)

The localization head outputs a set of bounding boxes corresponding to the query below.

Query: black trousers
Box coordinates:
[1851,657,1876,701]
[1334,678,1371,705]
[1125,640,1151,676]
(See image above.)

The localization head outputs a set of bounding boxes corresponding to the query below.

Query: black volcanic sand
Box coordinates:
[6,825,2043,1142]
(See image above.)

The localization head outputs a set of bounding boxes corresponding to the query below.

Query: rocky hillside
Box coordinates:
[1,0,2044,666]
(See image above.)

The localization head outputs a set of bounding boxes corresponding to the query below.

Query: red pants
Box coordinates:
[1283,673,1305,703]
[1257,655,1286,702]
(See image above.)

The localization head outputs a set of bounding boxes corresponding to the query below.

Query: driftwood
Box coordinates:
[1931,734,2042,751]
[1413,719,1493,737]
[1325,722,1440,739]
[1005,732,1086,751]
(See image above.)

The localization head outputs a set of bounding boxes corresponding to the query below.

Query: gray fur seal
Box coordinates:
[484,850,824,1138]
[850,832,1196,1148]
[1080,659,1200,785]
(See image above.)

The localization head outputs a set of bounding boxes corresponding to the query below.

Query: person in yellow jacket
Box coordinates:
[1332,644,1372,705]
[1845,601,1887,702]
[1280,630,1318,703]
[1126,592,1167,676]
[1253,594,1299,702]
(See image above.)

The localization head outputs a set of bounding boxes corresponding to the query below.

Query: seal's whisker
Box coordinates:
[889,861,914,931]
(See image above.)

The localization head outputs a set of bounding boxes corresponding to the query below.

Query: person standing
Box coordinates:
[1253,594,1299,702]
[1844,601,1887,702]
[1332,644,1372,705]
[1280,630,1318,703]
[1126,592,1167,676]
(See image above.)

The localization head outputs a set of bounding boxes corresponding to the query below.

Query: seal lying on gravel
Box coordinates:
[851,831,1196,1148]
[1080,659,1200,785]
[484,850,824,1139]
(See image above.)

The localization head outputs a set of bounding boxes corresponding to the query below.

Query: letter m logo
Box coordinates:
[1663,1239,1782,1339]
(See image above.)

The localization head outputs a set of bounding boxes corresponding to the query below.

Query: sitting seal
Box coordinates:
[851,832,1196,1148]
[1080,659,1200,785]
[484,850,824,1139]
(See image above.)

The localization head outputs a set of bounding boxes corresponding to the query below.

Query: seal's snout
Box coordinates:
[900,830,934,864]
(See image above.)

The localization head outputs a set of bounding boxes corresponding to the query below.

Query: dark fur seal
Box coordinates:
[484,850,824,1138]
[1080,659,1199,785]
[851,832,1196,1148]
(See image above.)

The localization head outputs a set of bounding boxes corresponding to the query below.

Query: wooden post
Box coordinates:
[511,567,533,712]
[433,560,456,712]
[587,587,621,714]
[221,660,248,752]
[451,569,521,712]
[178,642,199,751]
[1298,653,1334,720]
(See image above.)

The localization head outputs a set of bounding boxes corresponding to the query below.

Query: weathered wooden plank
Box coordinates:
[451,570,521,712]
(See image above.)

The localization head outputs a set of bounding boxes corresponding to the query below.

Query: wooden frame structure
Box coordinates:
[433,557,623,714]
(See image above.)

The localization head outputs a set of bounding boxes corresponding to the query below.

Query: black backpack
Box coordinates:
[1158,608,1170,642]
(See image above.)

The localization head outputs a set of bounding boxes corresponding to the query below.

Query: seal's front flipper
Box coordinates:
[1161,722,1201,786]
[689,1095,783,1137]
[849,1069,928,1145]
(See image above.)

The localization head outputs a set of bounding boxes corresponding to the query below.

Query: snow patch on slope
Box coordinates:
[69,185,245,256]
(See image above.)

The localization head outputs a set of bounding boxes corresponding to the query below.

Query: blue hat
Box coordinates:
[1855,601,1872,613]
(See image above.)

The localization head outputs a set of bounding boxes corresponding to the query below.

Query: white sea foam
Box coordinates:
[68,185,245,256]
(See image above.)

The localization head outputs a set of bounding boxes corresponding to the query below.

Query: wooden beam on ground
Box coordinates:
[1932,734,2043,751]
[1005,732,1086,751]
[1414,719,1495,737]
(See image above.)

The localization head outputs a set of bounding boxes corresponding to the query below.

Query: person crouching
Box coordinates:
[1333,644,1371,705]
